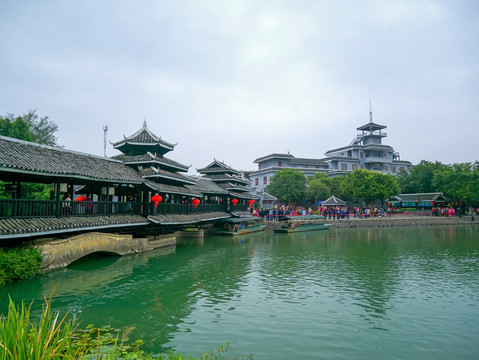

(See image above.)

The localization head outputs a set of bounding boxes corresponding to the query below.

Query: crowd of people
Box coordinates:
[250,204,479,221]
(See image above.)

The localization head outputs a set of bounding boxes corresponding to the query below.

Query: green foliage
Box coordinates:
[0,293,76,359]
[0,295,251,360]
[397,160,444,193]
[329,176,346,199]
[0,247,43,286]
[265,169,306,205]
[0,110,58,146]
[306,178,331,203]
[396,160,479,205]
[0,110,58,200]
[432,162,479,206]
[340,169,400,206]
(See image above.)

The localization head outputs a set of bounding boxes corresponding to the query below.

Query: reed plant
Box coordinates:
[1,294,249,359]
[0,293,76,359]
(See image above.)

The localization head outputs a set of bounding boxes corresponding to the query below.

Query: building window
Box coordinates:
[278,161,282,167]
[292,164,296,168]
[352,164,358,170]
[391,166,397,173]
[360,152,364,158]
[263,176,267,184]
[360,164,365,169]
[255,178,259,185]
[304,165,308,168]
[341,164,347,171]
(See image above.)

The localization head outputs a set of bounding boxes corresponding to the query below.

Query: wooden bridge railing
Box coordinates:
[0,199,248,219]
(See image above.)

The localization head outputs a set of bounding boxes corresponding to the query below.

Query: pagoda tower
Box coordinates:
[110,121,200,203]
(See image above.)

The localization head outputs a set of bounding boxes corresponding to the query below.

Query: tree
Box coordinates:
[397,160,444,193]
[306,179,331,204]
[265,168,306,205]
[340,169,400,207]
[0,110,58,145]
[0,110,59,200]
[432,162,479,206]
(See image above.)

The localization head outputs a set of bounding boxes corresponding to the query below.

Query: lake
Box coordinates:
[1,225,479,359]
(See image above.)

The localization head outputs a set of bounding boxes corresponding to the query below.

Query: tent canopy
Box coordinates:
[320,194,347,206]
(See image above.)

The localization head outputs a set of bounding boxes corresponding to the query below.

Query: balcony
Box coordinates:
[363,156,391,164]
[0,199,247,220]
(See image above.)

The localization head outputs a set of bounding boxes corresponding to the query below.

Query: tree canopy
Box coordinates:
[0,110,59,200]
[397,160,444,193]
[306,172,332,203]
[432,162,479,206]
[0,110,58,145]
[265,168,306,205]
[340,169,400,207]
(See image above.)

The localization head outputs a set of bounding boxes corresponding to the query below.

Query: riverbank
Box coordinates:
[263,215,476,230]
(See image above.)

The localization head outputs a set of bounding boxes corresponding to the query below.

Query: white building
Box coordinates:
[323,120,412,176]
[249,115,412,192]
[248,153,328,192]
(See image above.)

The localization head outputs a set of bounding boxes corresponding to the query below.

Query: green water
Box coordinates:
[1,226,479,359]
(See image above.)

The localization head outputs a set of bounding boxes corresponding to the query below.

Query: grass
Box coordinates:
[0,294,251,359]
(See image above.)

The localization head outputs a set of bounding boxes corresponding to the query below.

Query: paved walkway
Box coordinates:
[264,215,476,230]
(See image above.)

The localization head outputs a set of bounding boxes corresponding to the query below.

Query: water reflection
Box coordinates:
[1,226,479,359]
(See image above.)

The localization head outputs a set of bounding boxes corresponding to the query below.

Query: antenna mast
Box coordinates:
[103,124,108,157]
[369,90,373,123]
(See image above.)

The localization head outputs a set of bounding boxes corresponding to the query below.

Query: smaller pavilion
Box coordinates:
[196,159,258,207]
[321,195,347,207]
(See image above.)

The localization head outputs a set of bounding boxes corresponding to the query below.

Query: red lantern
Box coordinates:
[192,198,200,209]
[76,196,86,201]
[247,199,255,206]
[152,194,162,207]
[232,198,238,206]
[431,201,435,206]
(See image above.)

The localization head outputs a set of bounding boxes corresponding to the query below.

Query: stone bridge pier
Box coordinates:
[37,232,175,272]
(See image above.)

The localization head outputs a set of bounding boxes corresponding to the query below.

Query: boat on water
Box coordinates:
[274,214,330,233]
[213,216,265,236]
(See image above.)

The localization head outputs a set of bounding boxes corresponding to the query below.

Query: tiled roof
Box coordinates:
[0,136,143,183]
[144,180,202,197]
[221,182,251,192]
[186,177,229,195]
[148,212,230,225]
[206,173,251,186]
[196,159,239,174]
[112,152,190,172]
[0,215,149,239]
[139,167,197,185]
[111,122,176,149]
[229,191,257,200]
[110,122,176,156]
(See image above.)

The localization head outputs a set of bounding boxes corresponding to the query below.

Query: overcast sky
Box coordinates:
[1,0,478,174]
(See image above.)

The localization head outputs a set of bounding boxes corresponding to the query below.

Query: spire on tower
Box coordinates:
[369,90,373,123]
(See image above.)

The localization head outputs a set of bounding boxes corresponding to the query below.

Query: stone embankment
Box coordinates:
[263,215,476,230]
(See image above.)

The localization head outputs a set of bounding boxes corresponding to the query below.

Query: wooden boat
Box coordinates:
[274,215,330,233]
[214,216,265,236]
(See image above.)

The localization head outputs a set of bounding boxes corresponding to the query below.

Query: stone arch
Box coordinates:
[38,232,144,272]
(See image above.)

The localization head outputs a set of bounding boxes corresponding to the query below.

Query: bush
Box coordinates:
[0,246,42,286]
